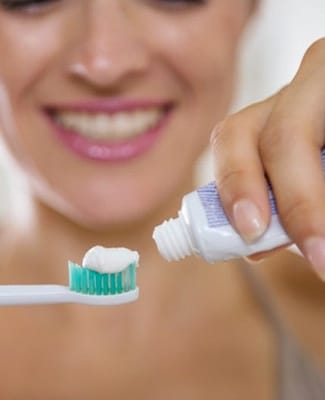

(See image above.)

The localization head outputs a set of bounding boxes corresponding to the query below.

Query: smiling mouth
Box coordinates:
[52,107,166,142]
[45,101,172,161]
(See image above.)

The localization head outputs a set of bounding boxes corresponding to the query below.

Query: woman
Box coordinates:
[0,0,324,398]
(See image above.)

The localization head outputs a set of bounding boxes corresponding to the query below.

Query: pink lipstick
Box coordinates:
[44,98,172,162]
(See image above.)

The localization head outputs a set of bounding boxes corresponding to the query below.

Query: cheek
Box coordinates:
[0,15,70,164]
[0,13,74,115]
[0,20,48,95]
[145,6,247,126]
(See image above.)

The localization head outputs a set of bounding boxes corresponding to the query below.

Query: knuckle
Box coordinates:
[210,121,226,147]
[212,100,271,151]
[297,39,325,78]
[211,114,245,149]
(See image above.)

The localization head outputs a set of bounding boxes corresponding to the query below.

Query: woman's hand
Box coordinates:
[210,38,325,279]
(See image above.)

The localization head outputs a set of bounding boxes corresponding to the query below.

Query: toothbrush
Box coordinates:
[0,260,139,306]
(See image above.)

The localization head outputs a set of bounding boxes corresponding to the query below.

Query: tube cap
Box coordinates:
[153,216,195,261]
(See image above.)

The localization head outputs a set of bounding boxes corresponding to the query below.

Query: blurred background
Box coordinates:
[196,0,325,183]
[0,0,324,219]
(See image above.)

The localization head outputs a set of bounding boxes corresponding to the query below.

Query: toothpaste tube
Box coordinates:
[153,148,325,262]
[155,183,292,262]
[153,149,325,262]
[153,182,289,262]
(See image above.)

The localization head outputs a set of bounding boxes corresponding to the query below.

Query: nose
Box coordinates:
[67,2,150,89]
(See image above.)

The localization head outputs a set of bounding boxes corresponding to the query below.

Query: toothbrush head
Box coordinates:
[68,261,137,296]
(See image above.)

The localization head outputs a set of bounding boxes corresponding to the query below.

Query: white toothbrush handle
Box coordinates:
[0,285,139,306]
[0,285,71,305]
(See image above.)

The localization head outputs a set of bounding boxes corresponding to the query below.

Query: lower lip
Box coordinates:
[45,109,171,162]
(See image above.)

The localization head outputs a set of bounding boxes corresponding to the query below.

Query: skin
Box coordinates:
[211,39,325,278]
[0,0,324,398]
[0,0,245,229]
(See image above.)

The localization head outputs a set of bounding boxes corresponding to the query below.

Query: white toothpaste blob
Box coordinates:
[82,246,139,273]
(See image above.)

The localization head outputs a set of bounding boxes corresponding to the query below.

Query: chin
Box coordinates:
[67,208,153,232]
[50,192,158,232]
[32,167,180,232]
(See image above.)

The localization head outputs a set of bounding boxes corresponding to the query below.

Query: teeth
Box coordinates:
[54,109,164,140]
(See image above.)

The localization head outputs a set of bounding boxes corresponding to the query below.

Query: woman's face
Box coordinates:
[0,0,252,229]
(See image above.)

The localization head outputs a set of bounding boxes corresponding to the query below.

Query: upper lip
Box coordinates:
[44,97,173,115]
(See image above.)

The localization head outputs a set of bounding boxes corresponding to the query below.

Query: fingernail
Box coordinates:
[243,255,266,265]
[233,199,267,243]
[303,237,325,281]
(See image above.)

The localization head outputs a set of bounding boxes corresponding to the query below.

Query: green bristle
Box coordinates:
[122,269,128,291]
[81,268,88,293]
[130,262,136,289]
[102,274,109,295]
[68,261,137,295]
[116,272,122,294]
[110,273,116,294]
[89,270,96,295]
[95,273,101,295]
